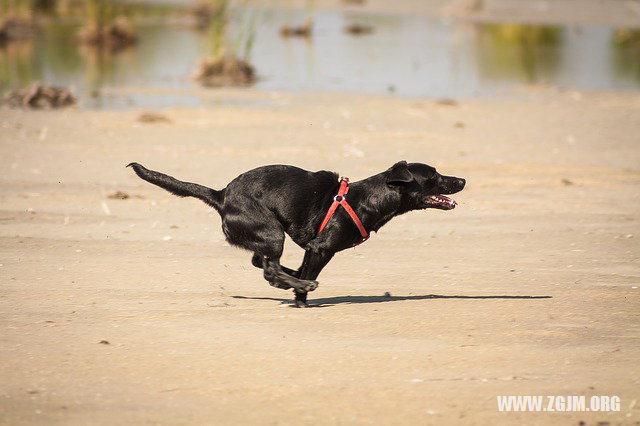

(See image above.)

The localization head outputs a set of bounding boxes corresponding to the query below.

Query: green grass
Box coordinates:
[204,0,258,62]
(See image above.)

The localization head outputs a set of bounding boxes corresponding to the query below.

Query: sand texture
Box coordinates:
[1,87,639,424]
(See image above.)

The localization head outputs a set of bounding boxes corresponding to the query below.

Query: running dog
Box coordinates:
[127,161,465,307]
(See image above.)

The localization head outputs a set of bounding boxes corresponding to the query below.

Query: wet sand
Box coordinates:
[1,86,639,424]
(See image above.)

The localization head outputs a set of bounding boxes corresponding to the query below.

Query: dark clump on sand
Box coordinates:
[137,112,171,124]
[193,57,255,87]
[561,178,574,186]
[435,98,459,107]
[344,23,374,35]
[107,191,144,200]
[3,82,76,109]
[108,191,130,200]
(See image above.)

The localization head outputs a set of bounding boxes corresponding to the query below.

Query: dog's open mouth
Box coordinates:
[424,194,457,210]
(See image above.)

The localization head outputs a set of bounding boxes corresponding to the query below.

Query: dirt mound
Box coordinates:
[78,17,137,51]
[3,82,76,109]
[193,57,255,87]
[0,16,36,44]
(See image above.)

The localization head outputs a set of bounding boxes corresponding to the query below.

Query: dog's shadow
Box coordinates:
[231,294,552,308]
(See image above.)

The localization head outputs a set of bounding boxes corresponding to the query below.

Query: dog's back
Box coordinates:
[223,165,339,240]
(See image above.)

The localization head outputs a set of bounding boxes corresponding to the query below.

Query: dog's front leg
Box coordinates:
[293,249,334,308]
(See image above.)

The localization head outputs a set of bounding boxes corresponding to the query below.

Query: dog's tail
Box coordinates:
[127,163,224,212]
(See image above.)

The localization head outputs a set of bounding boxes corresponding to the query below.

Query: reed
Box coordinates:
[613,28,640,50]
[193,0,257,87]
[0,0,36,19]
[207,0,227,60]
[234,5,257,61]
[483,23,560,46]
[86,0,111,31]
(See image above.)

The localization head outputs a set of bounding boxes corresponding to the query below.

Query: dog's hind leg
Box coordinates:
[251,253,300,278]
[262,258,318,292]
[221,200,317,292]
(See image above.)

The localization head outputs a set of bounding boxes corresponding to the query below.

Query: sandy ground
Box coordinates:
[0,87,639,425]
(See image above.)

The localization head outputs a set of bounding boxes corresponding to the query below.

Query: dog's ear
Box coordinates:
[386,161,413,185]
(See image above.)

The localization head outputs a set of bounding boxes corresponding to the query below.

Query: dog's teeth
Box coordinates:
[428,195,457,207]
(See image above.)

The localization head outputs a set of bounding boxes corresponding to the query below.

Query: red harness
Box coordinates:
[317,178,369,246]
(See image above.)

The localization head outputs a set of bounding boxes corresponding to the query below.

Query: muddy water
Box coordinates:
[1,7,638,108]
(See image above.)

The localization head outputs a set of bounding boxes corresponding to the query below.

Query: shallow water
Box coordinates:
[1,7,638,108]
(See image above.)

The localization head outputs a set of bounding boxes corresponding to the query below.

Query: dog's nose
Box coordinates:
[457,178,466,189]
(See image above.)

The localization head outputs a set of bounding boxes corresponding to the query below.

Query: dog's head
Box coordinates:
[385,161,465,211]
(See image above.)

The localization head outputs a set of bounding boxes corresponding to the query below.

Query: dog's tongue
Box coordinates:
[428,195,457,208]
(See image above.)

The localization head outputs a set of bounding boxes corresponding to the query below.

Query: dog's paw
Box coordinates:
[301,280,318,292]
[293,299,310,308]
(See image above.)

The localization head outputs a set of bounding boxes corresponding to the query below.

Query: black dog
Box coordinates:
[127,161,465,307]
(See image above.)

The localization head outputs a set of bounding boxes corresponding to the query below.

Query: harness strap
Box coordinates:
[317,178,369,245]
